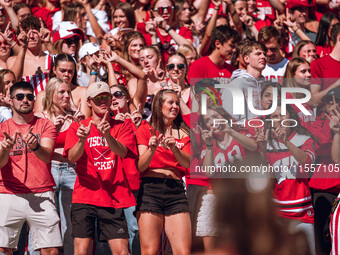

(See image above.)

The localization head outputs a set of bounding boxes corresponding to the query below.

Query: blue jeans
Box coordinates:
[52,161,77,254]
[124,205,141,255]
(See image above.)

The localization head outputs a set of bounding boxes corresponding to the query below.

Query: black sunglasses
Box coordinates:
[112,91,125,99]
[166,63,186,71]
[65,37,80,45]
[12,93,35,101]
[153,6,175,15]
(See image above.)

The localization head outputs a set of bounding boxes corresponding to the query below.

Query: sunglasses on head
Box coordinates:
[12,93,35,101]
[112,91,124,99]
[166,63,186,71]
[153,6,174,15]
[64,37,80,46]
[91,95,111,103]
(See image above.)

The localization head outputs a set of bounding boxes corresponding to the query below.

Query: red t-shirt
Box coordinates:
[0,117,57,194]
[121,119,148,191]
[188,56,236,85]
[316,45,333,58]
[136,123,190,176]
[254,0,275,23]
[311,55,340,92]
[64,117,137,208]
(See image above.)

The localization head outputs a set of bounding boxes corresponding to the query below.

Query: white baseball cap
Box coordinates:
[78,43,100,60]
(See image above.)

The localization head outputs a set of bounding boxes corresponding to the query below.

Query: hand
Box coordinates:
[77,121,92,141]
[273,126,287,143]
[54,114,73,132]
[197,125,214,146]
[21,126,39,150]
[73,104,85,122]
[326,113,340,134]
[0,22,15,47]
[227,13,235,30]
[103,50,120,63]
[39,18,51,43]
[273,11,284,30]
[328,95,340,115]
[17,23,28,47]
[149,127,163,151]
[283,8,297,32]
[125,104,142,127]
[163,126,177,150]
[91,51,105,67]
[0,130,18,152]
[254,128,269,151]
[94,111,111,137]
[145,19,157,36]
[114,108,126,122]
[0,92,10,106]
[171,80,182,97]
[0,0,12,8]
[152,13,167,30]
[211,0,222,9]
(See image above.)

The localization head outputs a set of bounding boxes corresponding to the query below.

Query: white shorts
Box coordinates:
[0,191,62,250]
[196,193,218,237]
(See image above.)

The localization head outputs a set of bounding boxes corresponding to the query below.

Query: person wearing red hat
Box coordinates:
[53,25,84,62]
[286,0,317,46]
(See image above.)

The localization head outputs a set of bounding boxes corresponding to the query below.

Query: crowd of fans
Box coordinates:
[0,0,339,255]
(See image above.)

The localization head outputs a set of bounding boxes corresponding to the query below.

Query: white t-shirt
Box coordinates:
[262,58,289,84]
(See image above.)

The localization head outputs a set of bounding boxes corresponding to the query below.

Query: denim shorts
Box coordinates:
[136,177,189,216]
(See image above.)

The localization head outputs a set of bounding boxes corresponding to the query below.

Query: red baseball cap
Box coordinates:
[53,21,85,43]
[53,29,82,43]
[286,0,314,9]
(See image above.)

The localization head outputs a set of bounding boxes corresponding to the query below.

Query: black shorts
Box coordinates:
[71,203,129,241]
[136,177,189,216]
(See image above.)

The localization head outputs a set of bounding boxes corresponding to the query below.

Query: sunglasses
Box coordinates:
[112,91,124,99]
[64,37,80,46]
[0,41,9,47]
[91,95,111,103]
[166,63,186,71]
[12,93,35,101]
[153,6,174,15]
[0,8,7,16]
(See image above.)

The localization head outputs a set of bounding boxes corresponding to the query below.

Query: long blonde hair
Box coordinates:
[43,77,73,119]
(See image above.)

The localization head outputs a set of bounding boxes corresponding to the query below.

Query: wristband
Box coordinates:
[151,43,159,47]
[10,42,17,48]
[293,27,299,33]
[215,7,220,10]
[90,71,98,75]
[32,143,40,151]
[165,26,173,33]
